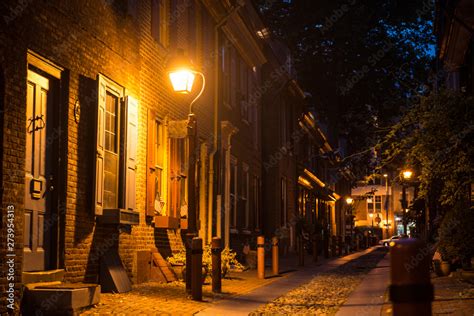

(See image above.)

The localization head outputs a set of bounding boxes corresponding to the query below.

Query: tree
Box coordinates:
[254,0,435,176]
[380,90,473,240]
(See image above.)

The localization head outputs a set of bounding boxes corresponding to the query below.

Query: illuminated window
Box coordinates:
[104,92,120,208]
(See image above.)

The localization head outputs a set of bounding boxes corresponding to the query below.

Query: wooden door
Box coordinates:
[24,70,54,271]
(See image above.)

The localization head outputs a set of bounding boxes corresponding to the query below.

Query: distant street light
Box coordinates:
[402,170,413,180]
[346,197,354,205]
[401,169,413,235]
[383,173,389,238]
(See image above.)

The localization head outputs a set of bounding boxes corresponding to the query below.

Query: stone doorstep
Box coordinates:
[24,283,100,313]
[22,269,65,284]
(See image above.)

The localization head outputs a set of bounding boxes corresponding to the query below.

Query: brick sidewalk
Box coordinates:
[80,268,277,315]
[80,250,368,315]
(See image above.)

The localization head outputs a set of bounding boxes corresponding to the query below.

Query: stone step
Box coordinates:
[22,269,65,284]
[22,282,100,316]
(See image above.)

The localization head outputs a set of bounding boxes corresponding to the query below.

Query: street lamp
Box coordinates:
[167,50,206,233]
[167,50,206,115]
[345,197,355,249]
[402,170,413,180]
[383,173,389,238]
[401,169,413,236]
[369,212,374,227]
[167,50,206,294]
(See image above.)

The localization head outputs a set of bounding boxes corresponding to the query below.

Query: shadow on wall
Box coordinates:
[75,75,119,283]
[73,75,97,246]
[154,228,187,260]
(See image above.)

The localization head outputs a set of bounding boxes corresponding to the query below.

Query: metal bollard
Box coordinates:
[312,235,318,263]
[185,232,196,292]
[257,236,265,279]
[389,238,433,316]
[211,237,222,293]
[355,235,360,251]
[272,236,279,275]
[191,237,203,301]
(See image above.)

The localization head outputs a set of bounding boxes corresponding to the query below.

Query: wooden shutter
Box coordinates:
[94,75,106,215]
[125,96,138,211]
[146,109,156,216]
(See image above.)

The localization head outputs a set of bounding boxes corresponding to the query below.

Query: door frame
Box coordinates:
[25,51,66,271]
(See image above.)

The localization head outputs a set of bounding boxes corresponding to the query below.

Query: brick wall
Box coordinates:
[0,0,218,312]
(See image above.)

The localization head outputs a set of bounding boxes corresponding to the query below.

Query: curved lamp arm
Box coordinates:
[189,71,206,115]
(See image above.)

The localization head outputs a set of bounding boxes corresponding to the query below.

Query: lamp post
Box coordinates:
[167,50,206,235]
[345,197,354,250]
[369,212,374,227]
[401,169,412,236]
[167,51,206,297]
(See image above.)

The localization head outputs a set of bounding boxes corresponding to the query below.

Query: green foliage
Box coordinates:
[167,245,244,279]
[438,201,474,262]
[381,90,473,207]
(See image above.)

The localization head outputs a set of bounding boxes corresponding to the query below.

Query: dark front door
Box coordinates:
[23,69,57,271]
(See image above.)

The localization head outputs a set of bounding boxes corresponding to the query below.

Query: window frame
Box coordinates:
[100,77,125,211]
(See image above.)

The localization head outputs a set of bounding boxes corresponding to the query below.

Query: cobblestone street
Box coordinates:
[253,247,388,315]
[80,268,278,315]
[79,247,474,316]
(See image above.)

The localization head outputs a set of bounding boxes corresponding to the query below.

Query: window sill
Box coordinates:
[242,229,252,235]
[98,208,139,225]
[230,228,239,234]
[154,215,180,229]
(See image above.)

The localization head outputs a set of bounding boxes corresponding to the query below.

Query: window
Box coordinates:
[242,164,249,228]
[151,0,170,47]
[367,195,382,214]
[95,74,138,215]
[375,195,382,212]
[147,112,165,216]
[104,92,120,209]
[230,156,238,227]
[281,178,287,226]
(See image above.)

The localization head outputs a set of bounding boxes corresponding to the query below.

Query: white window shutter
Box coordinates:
[125,96,138,211]
[94,75,106,216]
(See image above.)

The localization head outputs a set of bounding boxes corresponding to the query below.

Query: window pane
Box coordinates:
[104,151,118,208]
[105,92,118,153]
[375,196,382,212]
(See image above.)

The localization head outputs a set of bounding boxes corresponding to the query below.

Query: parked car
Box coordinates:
[379,235,407,247]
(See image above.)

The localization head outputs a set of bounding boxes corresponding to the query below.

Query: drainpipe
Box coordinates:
[207,2,243,244]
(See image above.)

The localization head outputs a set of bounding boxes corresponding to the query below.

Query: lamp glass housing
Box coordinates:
[402,170,413,180]
[169,69,195,94]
